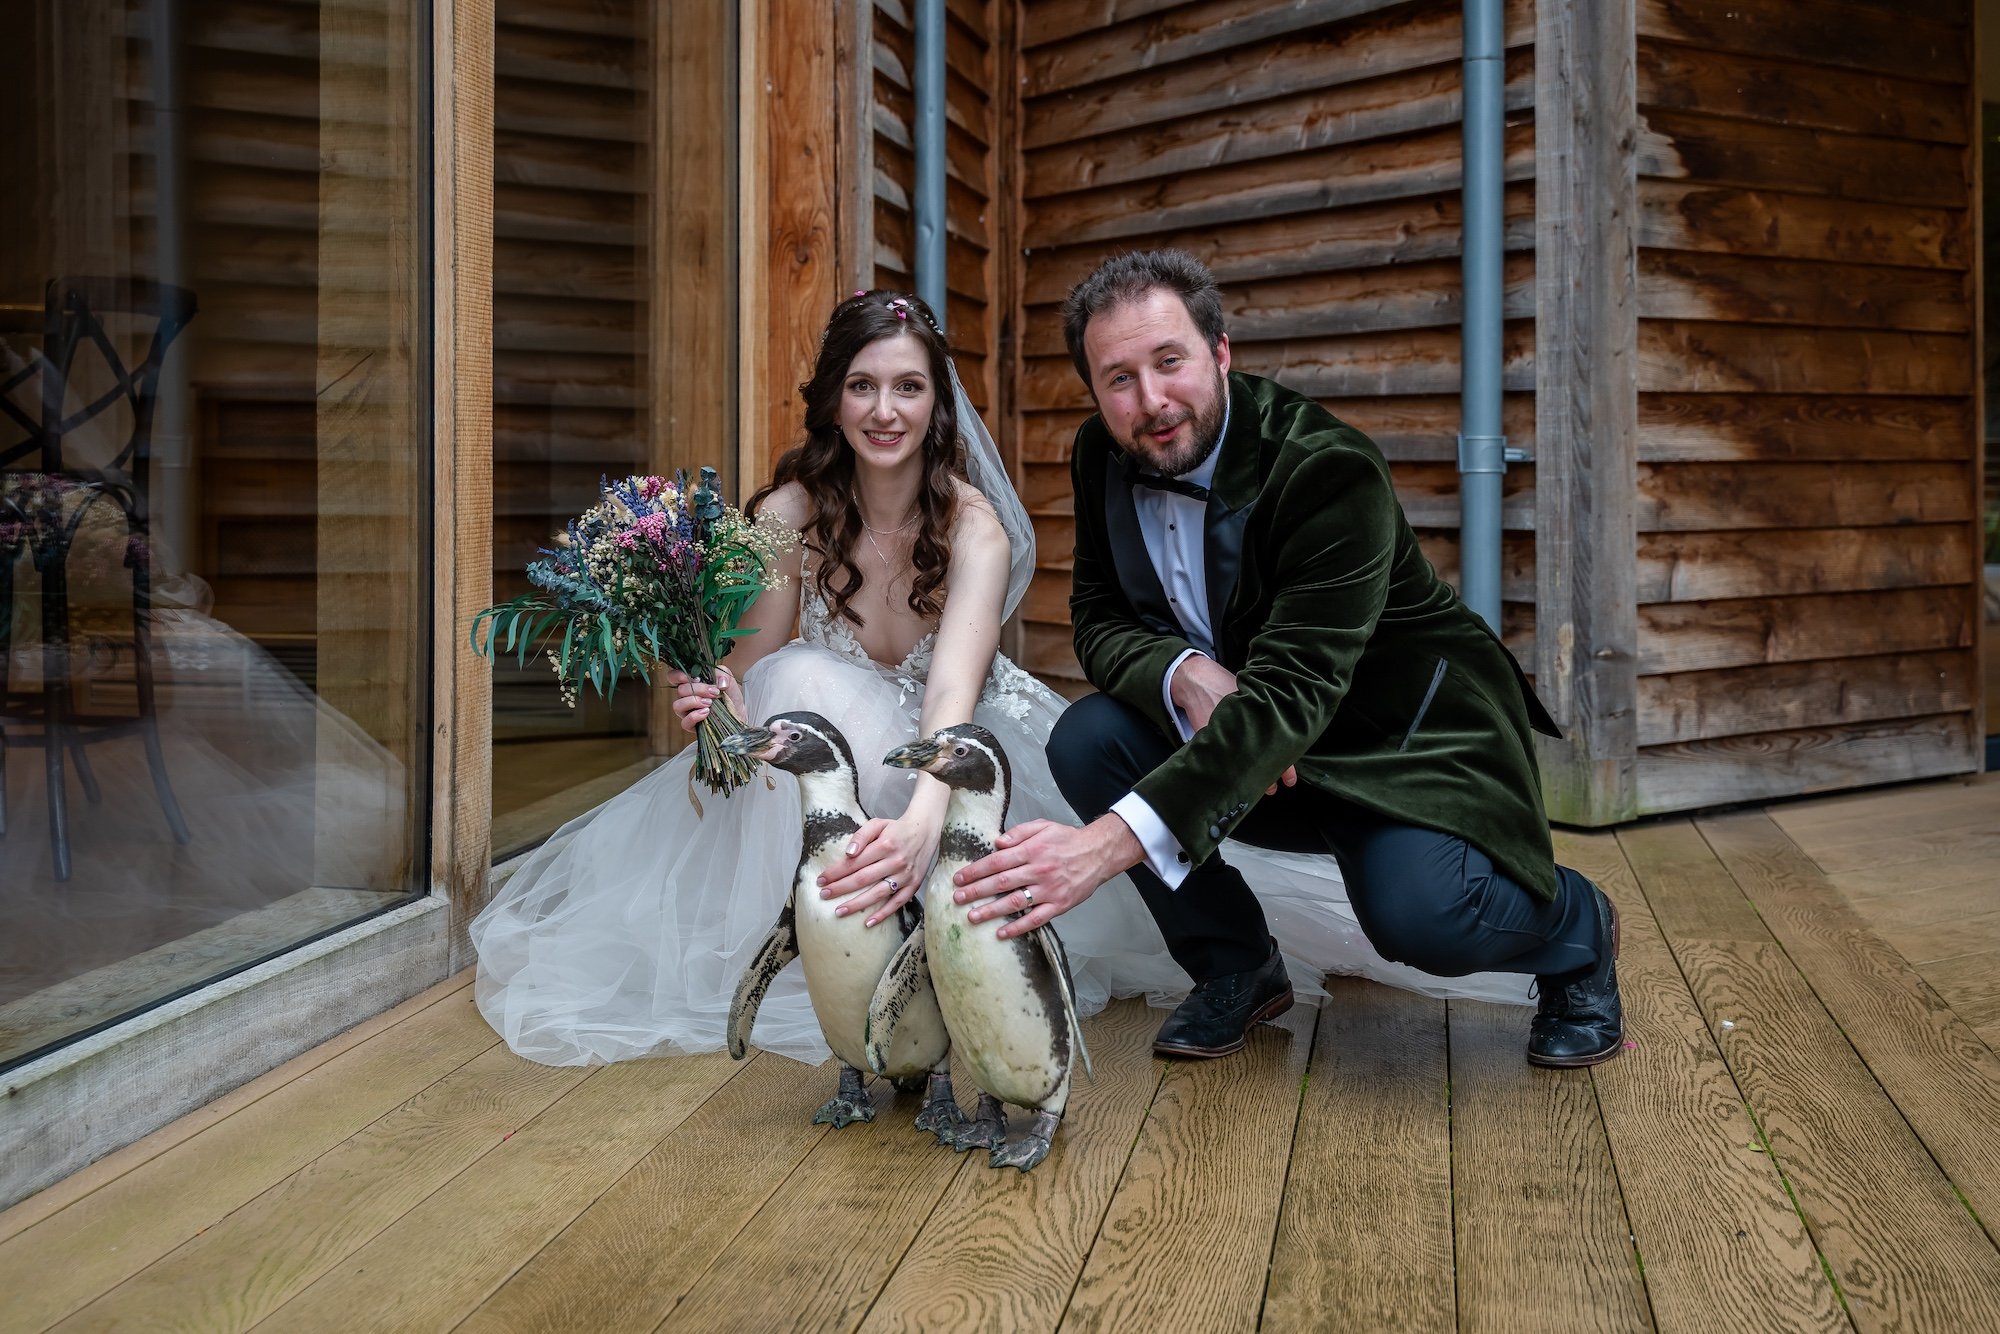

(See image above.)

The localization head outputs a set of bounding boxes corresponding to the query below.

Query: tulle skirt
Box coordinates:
[471,640,1531,1067]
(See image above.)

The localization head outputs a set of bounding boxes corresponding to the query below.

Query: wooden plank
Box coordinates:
[1637,323,1972,397]
[1636,525,1975,603]
[1023,320,1537,408]
[1556,831,1845,1334]
[1021,0,1533,149]
[455,1049,831,1334]
[1637,649,1976,747]
[1699,812,2000,1232]
[1024,0,1404,97]
[1262,983,1453,1333]
[1637,393,1972,463]
[1637,587,1976,675]
[1026,48,1532,197]
[1639,251,1970,333]
[1633,712,1979,818]
[1638,181,1968,270]
[1535,0,1641,827]
[1764,771,1997,835]
[1623,821,2000,1332]
[1022,255,1536,357]
[1021,183,1537,306]
[259,1051,754,1331]
[1638,461,1973,531]
[658,1078,967,1330]
[1636,38,1969,143]
[749,0,840,482]
[1448,1000,1652,1334]
[1024,120,1536,248]
[1796,819,2000,877]
[0,975,471,1250]
[50,1053,588,1330]
[858,1000,1166,1331]
[1636,0,1966,84]
[1060,1007,1316,1332]
[1023,0,1183,49]
[1638,109,1966,209]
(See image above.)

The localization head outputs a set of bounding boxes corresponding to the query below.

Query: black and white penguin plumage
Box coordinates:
[721,712,960,1136]
[872,723,1092,1172]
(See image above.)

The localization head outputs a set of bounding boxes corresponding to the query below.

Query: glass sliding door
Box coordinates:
[490,0,740,856]
[0,0,431,1070]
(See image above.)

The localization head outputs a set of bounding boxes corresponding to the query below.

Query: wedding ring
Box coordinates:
[885,877,898,891]
[1023,888,1035,908]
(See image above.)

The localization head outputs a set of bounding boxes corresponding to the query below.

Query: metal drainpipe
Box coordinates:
[1458,0,1516,633]
[913,0,948,331]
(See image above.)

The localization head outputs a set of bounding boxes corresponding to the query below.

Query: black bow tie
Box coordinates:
[1125,466,1210,503]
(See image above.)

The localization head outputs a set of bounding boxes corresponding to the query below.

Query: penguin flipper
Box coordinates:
[1032,924,1094,1083]
[726,905,799,1059]
[864,924,933,1075]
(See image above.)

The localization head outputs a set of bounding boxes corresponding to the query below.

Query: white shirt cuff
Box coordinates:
[1161,648,1204,743]
[1111,792,1192,890]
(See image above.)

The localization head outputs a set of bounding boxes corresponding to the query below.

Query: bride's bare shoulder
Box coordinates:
[757,480,811,528]
[949,480,1007,555]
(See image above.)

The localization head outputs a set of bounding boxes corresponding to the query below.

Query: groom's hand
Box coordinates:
[1170,656,1298,795]
[952,815,1144,939]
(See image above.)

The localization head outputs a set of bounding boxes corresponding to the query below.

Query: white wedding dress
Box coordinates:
[472,584,1532,1068]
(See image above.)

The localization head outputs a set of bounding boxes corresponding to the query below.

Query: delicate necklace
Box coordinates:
[859,509,918,567]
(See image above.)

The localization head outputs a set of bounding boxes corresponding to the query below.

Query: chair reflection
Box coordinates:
[0,278,197,881]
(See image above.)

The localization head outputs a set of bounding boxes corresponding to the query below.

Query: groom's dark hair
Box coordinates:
[1061,249,1226,386]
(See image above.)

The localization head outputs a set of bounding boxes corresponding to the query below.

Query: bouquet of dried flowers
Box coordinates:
[472,468,797,797]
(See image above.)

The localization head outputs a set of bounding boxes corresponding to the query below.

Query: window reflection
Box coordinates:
[490,0,740,856]
[0,0,429,1070]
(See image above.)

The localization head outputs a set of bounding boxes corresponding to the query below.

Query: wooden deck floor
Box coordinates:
[4,774,1998,1333]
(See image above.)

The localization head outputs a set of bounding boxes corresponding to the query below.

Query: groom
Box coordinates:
[953,249,1624,1067]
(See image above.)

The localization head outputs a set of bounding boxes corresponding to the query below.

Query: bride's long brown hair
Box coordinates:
[749,290,963,628]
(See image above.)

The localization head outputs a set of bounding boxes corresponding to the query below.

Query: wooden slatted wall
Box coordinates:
[1012,0,1539,692]
[1628,0,1984,810]
[861,0,1003,418]
[492,1,646,613]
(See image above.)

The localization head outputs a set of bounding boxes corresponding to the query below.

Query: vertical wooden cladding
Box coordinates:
[1629,0,1983,812]
[1015,0,1540,689]
[862,0,1003,417]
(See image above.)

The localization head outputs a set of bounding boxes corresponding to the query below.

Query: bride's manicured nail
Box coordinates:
[846,842,858,856]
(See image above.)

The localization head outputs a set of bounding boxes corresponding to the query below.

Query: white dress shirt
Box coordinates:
[1107,399,1229,890]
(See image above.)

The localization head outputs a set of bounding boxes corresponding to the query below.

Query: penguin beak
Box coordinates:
[883,738,943,771]
[721,726,780,762]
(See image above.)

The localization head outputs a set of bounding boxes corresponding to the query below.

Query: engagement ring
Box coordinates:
[1023,888,1035,907]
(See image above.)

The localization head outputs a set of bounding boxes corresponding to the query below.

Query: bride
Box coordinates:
[472,291,1528,1067]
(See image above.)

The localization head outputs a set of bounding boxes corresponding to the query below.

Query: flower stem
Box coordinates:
[692,693,755,794]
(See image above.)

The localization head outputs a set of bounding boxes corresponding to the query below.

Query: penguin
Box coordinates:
[869,724,1092,1172]
[721,712,963,1138]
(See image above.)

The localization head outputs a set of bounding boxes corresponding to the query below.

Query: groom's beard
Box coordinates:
[1122,367,1228,477]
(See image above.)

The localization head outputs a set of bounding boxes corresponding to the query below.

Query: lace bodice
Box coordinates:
[796,581,1039,720]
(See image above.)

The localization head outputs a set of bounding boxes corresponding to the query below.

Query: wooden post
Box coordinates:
[743,0,839,489]
[1533,0,1640,825]
[431,0,495,933]
[835,0,875,297]
[1968,0,1989,768]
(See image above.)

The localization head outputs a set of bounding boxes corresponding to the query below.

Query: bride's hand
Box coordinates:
[817,808,942,927]
[666,665,743,727]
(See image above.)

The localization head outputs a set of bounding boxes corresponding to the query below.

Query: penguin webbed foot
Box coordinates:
[946,1092,1007,1153]
[814,1065,877,1129]
[988,1109,1062,1172]
[911,1069,967,1144]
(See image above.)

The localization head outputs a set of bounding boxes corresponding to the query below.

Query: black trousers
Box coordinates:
[1049,692,1604,984]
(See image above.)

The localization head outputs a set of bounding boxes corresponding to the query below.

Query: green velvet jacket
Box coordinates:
[1069,372,1564,900]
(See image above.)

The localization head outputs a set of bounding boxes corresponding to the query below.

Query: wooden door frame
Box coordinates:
[431,0,495,946]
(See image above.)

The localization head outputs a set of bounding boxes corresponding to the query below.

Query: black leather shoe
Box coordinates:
[1154,943,1294,1059]
[1527,885,1624,1068]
